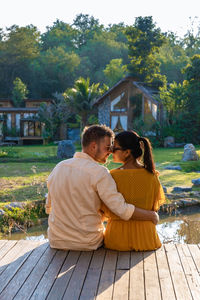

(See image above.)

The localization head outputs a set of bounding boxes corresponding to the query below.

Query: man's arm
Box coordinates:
[131,207,159,225]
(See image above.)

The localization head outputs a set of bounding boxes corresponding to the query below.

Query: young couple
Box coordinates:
[46,124,165,251]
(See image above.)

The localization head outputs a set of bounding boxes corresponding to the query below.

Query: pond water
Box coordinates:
[1,206,200,244]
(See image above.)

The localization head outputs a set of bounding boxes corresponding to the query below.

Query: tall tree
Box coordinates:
[156,32,189,83]
[126,16,166,87]
[63,77,100,131]
[12,77,29,107]
[41,19,78,51]
[30,47,80,97]
[103,58,127,87]
[73,13,102,48]
[183,54,200,141]
[0,25,40,97]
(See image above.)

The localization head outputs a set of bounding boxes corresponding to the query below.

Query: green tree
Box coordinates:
[31,47,80,97]
[73,13,102,48]
[38,93,71,141]
[12,77,28,107]
[78,30,128,83]
[126,16,166,87]
[0,25,40,97]
[156,32,189,83]
[41,19,78,51]
[63,77,100,131]
[103,58,127,87]
[159,81,186,126]
[182,54,200,141]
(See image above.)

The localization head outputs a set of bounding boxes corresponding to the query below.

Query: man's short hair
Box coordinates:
[81,124,114,148]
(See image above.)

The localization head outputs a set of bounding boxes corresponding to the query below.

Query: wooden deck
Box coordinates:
[0,240,199,300]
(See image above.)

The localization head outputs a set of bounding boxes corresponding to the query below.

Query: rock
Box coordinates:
[57,140,75,159]
[164,136,175,148]
[164,165,182,170]
[4,202,25,211]
[10,202,25,209]
[0,209,5,215]
[162,186,168,193]
[192,178,200,186]
[182,144,199,161]
[172,186,192,193]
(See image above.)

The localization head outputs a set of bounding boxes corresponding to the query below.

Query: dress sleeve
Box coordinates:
[152,174,166,211]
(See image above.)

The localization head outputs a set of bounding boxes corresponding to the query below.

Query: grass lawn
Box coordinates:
[1,144,200,206]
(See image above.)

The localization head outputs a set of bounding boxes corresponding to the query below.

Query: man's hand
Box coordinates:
[131,207,159,225]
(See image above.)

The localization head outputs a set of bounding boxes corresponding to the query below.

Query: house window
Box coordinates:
[35,122,41,136]
[152,103,157,120]
[0,122,3,136]
[29,122,34,136]
[16,114,20,130]
[111,115,127,131]
[7,114,12,130]
[24,122,28,136]
[23,121,42,137]
[111,92,127,112]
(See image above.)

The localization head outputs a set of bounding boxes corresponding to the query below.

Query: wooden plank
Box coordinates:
[112,251,130,300]
[129,251,145,300]
[47,250,80,300]
[96,250,118,300]
[117,251,130,270]
[30,249,68,300]
[0,240,18,262]
[188,244,200,273]
[79,248,106,300]
[165,244,192,300]
[155,246,176,300]
[112,269,129,300]
[62,251,93,300]
[176,244,200,300]
[143,251,161,300]
[0,240,8,251]
[0,240,36,276]
[0,240,41,294]
[0,242,48,300]
[14,246,57,300]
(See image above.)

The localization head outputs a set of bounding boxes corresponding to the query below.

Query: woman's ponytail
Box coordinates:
[139,137,155,174]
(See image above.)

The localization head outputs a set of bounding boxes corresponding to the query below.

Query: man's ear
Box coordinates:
[89,141,97,152]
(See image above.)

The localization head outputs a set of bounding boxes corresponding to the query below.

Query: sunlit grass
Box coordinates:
[0,144,200,204]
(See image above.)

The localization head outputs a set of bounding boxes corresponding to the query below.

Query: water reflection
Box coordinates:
[1,207,200,244]
[158,206,200,244]
[5,224,48,241]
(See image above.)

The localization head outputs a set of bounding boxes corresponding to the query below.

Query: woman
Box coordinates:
[101,130,165,251]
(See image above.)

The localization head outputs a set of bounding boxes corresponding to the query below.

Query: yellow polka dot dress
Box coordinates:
[102,169,165,251]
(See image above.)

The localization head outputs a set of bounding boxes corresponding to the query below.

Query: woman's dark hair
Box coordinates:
[115,130,156,174]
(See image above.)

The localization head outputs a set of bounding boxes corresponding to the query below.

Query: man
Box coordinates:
[46,124,159,250]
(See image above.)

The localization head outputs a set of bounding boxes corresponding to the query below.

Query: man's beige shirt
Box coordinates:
[46,152,135,250]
